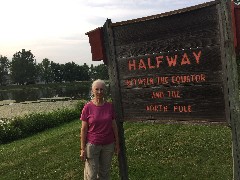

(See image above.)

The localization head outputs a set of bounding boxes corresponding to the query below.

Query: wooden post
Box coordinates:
[116,121,129,180]
[103,19,129,180]
[219,0,240,179]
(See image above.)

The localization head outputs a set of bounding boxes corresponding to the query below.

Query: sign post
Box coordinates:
[103,19,129,180]
[219,1,240,179]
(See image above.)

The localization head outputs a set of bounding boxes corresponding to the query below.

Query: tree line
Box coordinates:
[0,49,109,85]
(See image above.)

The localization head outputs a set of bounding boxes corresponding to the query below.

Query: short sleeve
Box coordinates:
[80,104,88,121]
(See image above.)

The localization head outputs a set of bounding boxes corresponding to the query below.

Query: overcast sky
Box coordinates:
[0,0,213,66]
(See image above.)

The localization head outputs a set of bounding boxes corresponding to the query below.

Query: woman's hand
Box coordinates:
[80,121,88,161]
[80,149,86,161]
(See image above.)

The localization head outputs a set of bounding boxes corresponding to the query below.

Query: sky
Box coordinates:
[0,0,213,66]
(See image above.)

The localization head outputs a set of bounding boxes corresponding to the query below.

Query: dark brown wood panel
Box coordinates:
[117,46,222,79]
[114,30,220,59]
[113,5,218,45]
[112,5,219,58]
[121,85,225,122]
[119,71,224,88]
[104,1,229,123]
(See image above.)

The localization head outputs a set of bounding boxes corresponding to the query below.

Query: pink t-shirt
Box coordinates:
[80,101,116,145]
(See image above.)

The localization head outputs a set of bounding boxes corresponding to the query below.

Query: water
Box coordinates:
[0,83,91,102]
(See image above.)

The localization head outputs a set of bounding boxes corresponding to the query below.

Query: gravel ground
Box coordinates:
[0,100,79,119]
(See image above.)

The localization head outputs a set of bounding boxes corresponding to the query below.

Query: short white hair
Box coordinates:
[91,79,106,90]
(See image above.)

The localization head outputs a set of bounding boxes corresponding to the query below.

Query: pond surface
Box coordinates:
[0,83,91,102]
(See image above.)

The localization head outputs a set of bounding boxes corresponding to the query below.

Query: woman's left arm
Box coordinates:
[112,120,120,154]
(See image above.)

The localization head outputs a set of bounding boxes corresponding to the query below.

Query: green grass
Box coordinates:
[124,122,232,180]
[0,120,84,180]
[0,120,232,180]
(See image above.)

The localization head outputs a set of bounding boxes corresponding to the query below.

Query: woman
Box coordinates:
[80,79,120,180]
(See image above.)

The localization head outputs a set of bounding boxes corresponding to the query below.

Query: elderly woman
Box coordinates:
[80,79,120,180]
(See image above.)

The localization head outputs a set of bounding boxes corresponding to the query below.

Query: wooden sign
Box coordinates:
[87,1,240,179]
[103,0,232,124]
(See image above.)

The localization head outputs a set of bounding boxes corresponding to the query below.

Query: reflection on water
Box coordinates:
[0,81,112,103]
[0,84,91,103]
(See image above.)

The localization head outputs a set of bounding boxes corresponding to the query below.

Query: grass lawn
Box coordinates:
[0,120,233,180]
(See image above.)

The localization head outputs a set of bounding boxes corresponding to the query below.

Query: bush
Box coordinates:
[75,99,87,111]
[0,100,86,144]
[0,120,22,144]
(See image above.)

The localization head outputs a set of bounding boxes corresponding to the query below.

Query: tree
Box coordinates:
[38,58,53,83]
[63,62,78,82]
[90,64,109,80]
[51,62,64,83]
[10,49,37,85]
[79,63,90,81]
[62,62,90,82]
[234,0,240,5]
[0,55,10,85]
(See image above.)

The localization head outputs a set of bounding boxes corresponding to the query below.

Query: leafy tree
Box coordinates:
[79,63,90,81]
[90,64,109,80]
[38,58,54,83]
[62,62,90,82]
[63,62,78,82]
[74,65,84,81]
[0,55,10,85]
[10,49,37,85]
[51,62,64,83]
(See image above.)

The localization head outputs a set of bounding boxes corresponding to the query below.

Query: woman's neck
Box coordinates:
[92,98,104,106]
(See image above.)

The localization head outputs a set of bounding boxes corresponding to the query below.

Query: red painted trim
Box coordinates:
[233,3,240,52]
[86,27,107,63]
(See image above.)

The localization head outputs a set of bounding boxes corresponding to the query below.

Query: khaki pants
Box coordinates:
[84,143,115,180]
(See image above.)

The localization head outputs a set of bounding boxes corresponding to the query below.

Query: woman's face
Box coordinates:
[92,82,105,99]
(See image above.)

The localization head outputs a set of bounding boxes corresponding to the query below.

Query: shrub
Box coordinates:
[75,99,87,112]
[0,100,86,144]
[0,120,22,144]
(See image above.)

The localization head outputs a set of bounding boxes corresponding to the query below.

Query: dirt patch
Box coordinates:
[0,100,79,119]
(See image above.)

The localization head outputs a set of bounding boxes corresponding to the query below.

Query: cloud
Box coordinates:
[0,0,214,65]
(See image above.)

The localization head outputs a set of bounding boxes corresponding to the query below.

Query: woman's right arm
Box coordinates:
[80,120,88,161]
